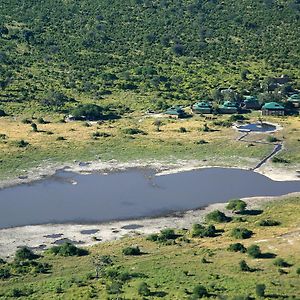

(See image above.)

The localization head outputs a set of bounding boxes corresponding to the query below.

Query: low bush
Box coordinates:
[271,157,290,164]
[14,140,29,148]
[37,117,47,124]
[256,284,266,298]
[21,118,32,124]
[239,260,252,272]
[138,282,151,296]
[123,128,146,135]
[273,258,291,267]
[231,228,253,239]
[212,120,232,127]
[15,247,38,261]
[205,210,230,223]
[0,267,11,279]
[229,114,247,122]
[179,127,187,133]
[0,109,7,117]
[106,281,123,294]
[193,285,208,298]
[247,245,261,258]
[146,234,159,242]
[48,242,88,257]
[122,246,141,256]
[228,243,247,253]
[196,139,208,144]
[56,136,66,141]
[266,136,279,143]
[92,131,111,139]
[191,224,217,238]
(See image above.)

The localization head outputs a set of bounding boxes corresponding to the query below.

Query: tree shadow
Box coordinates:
[259,252,277,259]
[150,291,168,297]
[239,209,263,216]
[266,294,289,299]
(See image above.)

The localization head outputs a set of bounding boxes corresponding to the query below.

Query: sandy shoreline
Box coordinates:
[1,192,299,259]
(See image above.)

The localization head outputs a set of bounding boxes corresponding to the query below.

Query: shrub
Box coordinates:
[106,281,122,294]
[191,224,217,238]
[122,246,141,256]
[196,139,208,144]
[258,219,280,226]
[146,234,159,242]
[37,117,47,124]
[266,136,279,143]
[138,282,151,296]
[0,267,10,279]
[0,109,7,117]
[0,133,7,139]
[247,245,261,258]
[0,258,6,264]
[14,140,29,148]
[205,210,230,223]
[273,258,290,267]
[229,114,247,121]
[123,128,146,135]
[212,120,232,127]
[56,136,66,141]
[71,104,104,120]
[160,229,177,240]
[193,285,208,298]
[226,199,247,213]
[21,118,32,124]
[15,247,37,261]
[179,127,187,133]
[271,157,290,164]
[296,267,300,275]
[239,260,251,272]
[231,228,253,239]
[92,131,111,139]
[31,123,38,132]
[48,242,88,257]
[227,243,247,253]
[256,284,266,297]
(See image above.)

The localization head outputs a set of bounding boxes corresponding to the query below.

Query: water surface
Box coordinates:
[0,168,299,229]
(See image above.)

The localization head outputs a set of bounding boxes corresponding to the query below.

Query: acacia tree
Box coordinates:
[226,199,247,213]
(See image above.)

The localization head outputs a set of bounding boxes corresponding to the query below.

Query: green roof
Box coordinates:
[193,102,212,109]
[288,94,300,102]
[262,102,284,110]
[244,96,258,103]
[165,106,184,115]
[221,101,237,108]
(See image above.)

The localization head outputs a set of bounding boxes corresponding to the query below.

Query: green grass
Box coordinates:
[0,113,279,180]
[0,197,299,299]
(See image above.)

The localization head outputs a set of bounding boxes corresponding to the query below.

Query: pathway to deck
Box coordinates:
[237,132,283,170]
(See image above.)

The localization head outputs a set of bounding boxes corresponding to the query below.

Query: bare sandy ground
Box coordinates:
[1,192,299,259]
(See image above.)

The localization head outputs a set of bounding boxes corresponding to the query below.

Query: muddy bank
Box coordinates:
[1,192,299,259]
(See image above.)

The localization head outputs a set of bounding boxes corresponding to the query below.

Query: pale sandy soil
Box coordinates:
[1,192,299,259]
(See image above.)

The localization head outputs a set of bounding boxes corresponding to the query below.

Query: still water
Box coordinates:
[0,168,299,229]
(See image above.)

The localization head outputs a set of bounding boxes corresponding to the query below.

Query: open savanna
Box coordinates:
[0,196,299,299]
[0,112,299,179]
